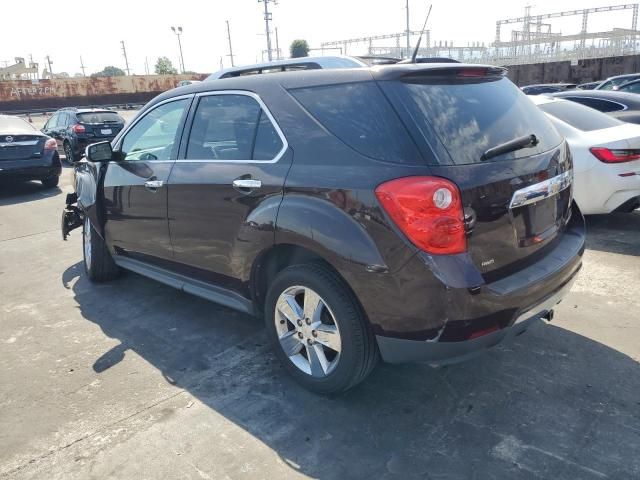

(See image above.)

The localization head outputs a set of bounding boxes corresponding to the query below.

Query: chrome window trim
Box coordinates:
[509,170,572,209]
[563,95,628,112]
[0,140,39,147]
[175,90,288,164]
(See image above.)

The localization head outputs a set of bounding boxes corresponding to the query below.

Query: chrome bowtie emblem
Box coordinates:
[5,136,14,143]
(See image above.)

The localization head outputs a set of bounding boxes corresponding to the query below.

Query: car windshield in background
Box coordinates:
[381,76,562,165]
[77,112,123,124]
[538,100,623,131]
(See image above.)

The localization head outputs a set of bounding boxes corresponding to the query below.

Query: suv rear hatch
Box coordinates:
[377,66,573,281]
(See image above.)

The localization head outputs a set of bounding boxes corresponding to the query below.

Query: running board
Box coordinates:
[114,256,254,315]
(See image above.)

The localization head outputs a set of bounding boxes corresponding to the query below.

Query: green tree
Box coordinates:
[91,66,126,77]
[155,57,178,75]
[290,39,310,58]
[56,72,70,78]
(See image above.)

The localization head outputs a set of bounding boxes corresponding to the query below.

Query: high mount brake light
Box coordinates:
[590,147,640,163]
[375,176,466,255]
[457,68,488,77]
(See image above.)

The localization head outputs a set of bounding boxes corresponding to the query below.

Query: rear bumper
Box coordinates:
[0,155,61,181]
[361,204,585,364]
[376,268,578,364]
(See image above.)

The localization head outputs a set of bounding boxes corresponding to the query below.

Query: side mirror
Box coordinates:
[86,141,113,162]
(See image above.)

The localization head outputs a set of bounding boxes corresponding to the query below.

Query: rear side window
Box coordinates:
[381,76,562,165]
[620,82,640,94]
[564,96,625,112]
[77,112,123,124]
[186,94,283,161]
[539,100,623,132]
[289,82,421,163]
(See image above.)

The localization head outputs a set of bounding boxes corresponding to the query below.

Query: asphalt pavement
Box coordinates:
[0,168,639,479]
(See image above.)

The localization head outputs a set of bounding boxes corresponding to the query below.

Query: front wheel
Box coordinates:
[265,263,378,394]
[83,216,119,282]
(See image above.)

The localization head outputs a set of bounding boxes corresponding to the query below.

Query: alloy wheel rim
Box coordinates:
[65,144,72,161]
[83,218,91,269]
[274,286,342,378]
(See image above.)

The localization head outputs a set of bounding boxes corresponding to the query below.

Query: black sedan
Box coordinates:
[0,115,61,188]
[551,90,640,124]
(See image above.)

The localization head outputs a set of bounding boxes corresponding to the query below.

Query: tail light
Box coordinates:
[44,138,57,150]
[590,147,640,163]
[375,176,466,255]
[72,124,85,134]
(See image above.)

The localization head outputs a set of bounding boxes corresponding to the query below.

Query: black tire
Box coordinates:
[41,175,59,188]
[83,216,119,282]
[64,141,75,164]
[265,263,378,394]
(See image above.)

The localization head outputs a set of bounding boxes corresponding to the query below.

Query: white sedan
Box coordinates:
[531,95,640,214]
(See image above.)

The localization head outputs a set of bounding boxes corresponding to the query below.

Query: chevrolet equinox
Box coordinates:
[61,64,585,394]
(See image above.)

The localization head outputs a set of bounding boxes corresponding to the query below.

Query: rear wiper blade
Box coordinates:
[481,134,539,161]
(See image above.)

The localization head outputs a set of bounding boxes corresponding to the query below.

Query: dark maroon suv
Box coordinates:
[61,63,585,393]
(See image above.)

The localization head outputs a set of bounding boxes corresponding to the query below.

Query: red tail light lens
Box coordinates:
[590,147,640,163]
[44,138,57,150]
[72,124,85,134]
[375,176,466,255]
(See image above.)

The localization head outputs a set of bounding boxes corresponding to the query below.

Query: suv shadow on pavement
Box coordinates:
[0,180,62,206]
[62,262,640,479]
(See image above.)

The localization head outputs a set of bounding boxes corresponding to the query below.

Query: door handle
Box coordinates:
[232,179,262,189]
[145,180,164,189]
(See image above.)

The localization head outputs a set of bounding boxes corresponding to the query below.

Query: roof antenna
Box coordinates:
[411,4,432,63]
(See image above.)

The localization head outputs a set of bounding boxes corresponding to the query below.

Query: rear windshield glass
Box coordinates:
[289,82,421,163]
[539,100,623,131]
[0,115,37,132]
[77,112,123,124]
[381,76,563,165]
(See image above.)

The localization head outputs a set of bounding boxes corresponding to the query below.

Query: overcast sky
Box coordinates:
[0,0,635,75]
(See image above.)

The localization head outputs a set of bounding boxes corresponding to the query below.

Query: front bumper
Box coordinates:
[376,269,578,364]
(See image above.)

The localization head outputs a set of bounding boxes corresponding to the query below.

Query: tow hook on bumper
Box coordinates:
[61,193,83,241]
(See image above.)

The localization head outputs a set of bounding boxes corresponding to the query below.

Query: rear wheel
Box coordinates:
[41,175,59,188]
[64,142,75,163]
[265,263,378,394]
[83,216,119,282]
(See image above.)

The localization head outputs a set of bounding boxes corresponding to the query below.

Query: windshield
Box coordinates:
[77,112,123,124]
[381,76,562,165]
[539,100,623,132]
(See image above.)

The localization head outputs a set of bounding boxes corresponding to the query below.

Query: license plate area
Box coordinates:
[100,128,112,135]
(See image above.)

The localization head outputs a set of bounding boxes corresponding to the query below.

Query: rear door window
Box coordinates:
[381,76,562,165]
[185,94,284,161]
[539,100,623,131]
[289,82,421,163]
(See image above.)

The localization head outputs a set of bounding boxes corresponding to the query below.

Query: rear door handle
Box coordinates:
[145,180,164,189]
[232,179,262,189]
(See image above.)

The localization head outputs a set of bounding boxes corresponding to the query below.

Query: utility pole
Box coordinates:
[258,0,277,61]
[45,55,53,77]
[226,20,235,67]
[406,0,411,57]
[275,27,281,59]
[121,41,131,75]
[145,56,150,75]
[80,56,86,76]
[171,26,185,73]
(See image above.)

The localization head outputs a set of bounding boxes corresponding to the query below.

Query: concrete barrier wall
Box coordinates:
[507,54,640,86]
[0,74,206,113]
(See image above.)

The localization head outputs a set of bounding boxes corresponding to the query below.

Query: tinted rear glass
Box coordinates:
[77,112,123,124]
[289,82,421,163]
[539,100,623,131]
[381,76,562,165]
[0,115,37,133]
